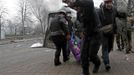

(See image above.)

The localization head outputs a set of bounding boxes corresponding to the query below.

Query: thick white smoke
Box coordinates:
[28,0,77,32]
[43,0,63,12]
[29,0,63,13]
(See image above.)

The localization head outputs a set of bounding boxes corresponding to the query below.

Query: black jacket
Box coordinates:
[74,0,101,36]
[50,15,69,36]
[98,6,117,35]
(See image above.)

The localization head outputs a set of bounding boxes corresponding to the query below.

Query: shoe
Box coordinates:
[105,64,111,71]
[130,50,134,53]
[54,58,61,66]
[93,65,100,73]
[126,48,132,54]
[82,72,90,75]
[54,62,61,66]
[82,74,90,75]
[63,57,69,62]
[126,51,130,54]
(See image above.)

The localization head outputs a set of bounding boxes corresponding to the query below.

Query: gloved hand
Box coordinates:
[80,32,84,38]
[66,34,71,41]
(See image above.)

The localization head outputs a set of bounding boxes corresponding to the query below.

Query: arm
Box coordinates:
[60,17,70,40]
[60,17,69,34]
[113,8,117,34]
[94,9,102,32]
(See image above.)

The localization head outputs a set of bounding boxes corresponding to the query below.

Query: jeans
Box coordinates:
[102,34,114,65]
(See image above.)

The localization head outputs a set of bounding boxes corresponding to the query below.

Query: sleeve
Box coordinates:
[94,9,102,32]
[74,20,84,32]
[59,17,70,35]
[113,8,117,34]
[97,8,103,27]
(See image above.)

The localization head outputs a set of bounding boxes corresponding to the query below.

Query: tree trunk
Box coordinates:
[39,19,44,33]
[15,27,17,36]
[43,28,50,47]
[0,24,1,40]
[43,14,50,47]
[22,17,25,36]
[0,16,1,39]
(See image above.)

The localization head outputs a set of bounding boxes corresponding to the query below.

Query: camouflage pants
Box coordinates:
[116,18,131,53]
[116,34,124,50]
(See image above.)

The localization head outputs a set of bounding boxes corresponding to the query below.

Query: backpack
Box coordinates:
[116,0,128,13]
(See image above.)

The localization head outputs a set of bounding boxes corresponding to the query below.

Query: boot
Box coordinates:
[63,57,69,62]
[82,68,90,75]
[105,64,111,71]
[54,58,61,66]
[93,64,100,73]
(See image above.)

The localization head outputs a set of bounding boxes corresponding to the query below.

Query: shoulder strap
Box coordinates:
[101,7,106,20]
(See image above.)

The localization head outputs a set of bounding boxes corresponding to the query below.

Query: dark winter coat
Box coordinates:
[98,6,117,36]
[73,0,101,36]
[50,15,69,36]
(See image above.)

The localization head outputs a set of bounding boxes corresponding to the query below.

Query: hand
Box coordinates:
[80,32,84,38]
[66,34,70,40]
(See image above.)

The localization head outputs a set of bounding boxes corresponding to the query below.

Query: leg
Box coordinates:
[121,21,130,53]
[91,55,101,73]
[66,41,70,59]
[121,35,124,50]
[62,42,69,62]
[90,35,101,73]
[116,34,121,51]
[81,37,90,75]
[108,35,114,53]
[102,36,111,71]
[58,35,69,62]
[52,36,62,66]
[54,45,62,66]
[127,30,132,52]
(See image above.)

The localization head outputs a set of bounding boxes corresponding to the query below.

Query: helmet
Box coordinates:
[67,13,72,17]
[104,0,112,2]
[57,9,67,16]
[59,9,66,14]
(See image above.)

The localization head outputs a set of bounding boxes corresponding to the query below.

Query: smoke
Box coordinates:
[28,0,63,32]
[43,0,63,12]
[29,0,63,13]
[28,0,77,33]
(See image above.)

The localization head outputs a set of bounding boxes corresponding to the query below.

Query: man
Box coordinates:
[50,10,70,66]
[72,0,101,75]
[115,0,131,54]
[116,33,124,51]
[127,15,134,53]
[98,0,116,71]
[66,13,73,58]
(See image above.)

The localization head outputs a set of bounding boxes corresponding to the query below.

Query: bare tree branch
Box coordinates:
[28,0,45,33]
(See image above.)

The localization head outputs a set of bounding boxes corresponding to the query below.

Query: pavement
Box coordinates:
[0,34,134,75]
[0,37,43,45]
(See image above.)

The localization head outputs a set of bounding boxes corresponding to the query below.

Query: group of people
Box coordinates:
[49,0,134,75]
